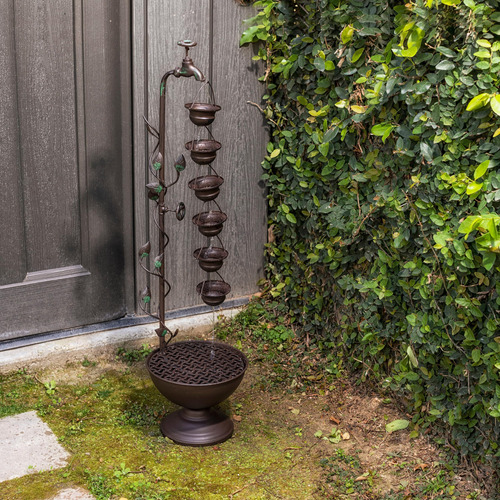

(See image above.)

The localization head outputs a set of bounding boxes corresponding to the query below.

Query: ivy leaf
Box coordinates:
[474,160,489,180]
[401,27,424,58]
[490,95,500,116]
[340,25,354,44]
[466,93,491,112]
[466,182,483,195]
[490,25,500,36]
[458,216,481,236]
[325,60,335,71]
[493,127,500,138]
[407,346,419,367]
[270,149,281,158]
[324,128,337,143]
[483,252,497,271]
[350,105,367,114]
[240,25,260,46]
[351,48,364,63]
[319,143,330,157]
[436,60,455,71]
[371,123,394,143]
[420,142,433,162]
[477,39,492,48]
[286,213,297,224]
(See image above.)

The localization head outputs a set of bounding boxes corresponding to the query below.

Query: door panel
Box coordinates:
[0,0,131,340]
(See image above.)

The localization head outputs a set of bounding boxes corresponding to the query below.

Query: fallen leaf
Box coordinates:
[414,463,429,471]
[354,472,370,482]
[330,416,341,424]
[233,415,242,422]
[385,419,410,433]
[342,432,350,440]
[291,408,300,415]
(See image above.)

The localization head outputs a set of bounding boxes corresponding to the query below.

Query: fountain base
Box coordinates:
[161,407,233,446]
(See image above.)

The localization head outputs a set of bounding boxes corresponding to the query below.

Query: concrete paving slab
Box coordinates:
[0,411,70,482]
[50,488,95,499]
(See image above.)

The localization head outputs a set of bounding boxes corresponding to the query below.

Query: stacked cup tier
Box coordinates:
[186,100,230,307]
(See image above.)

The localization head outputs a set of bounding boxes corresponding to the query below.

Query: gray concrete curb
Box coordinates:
[0,307,241,374]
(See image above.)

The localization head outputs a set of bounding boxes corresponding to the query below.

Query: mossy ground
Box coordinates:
[0,302,497,499]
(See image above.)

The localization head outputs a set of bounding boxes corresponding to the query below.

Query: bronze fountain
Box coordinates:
[138,40,247,446]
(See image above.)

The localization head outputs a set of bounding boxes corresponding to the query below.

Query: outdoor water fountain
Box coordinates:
[139,40,247,446]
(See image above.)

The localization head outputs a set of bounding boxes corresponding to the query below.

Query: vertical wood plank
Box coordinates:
[0,0,26,286]
[82,0,127,316]
[14,0,81,272]
[132,0,150,314]
[211,2,267,299]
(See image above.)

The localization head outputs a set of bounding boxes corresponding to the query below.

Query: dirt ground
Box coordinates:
[0,336,498,499]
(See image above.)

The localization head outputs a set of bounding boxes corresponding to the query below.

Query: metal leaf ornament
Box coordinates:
[141,286,151,304]
[154,254,163,269]
[146,183,162,201]
[175,154,186,172]
[138,241,151,259]
[153,152,163,171]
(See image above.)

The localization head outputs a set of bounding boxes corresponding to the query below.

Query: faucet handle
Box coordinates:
[178,40,197,48]
[178,39,197,58]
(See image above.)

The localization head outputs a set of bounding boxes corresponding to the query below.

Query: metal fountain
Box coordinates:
[138,40,247,446]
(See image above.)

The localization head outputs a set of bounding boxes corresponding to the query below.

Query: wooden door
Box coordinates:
[0,0,133,340]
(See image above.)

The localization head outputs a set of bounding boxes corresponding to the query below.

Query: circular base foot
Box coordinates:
[160,407,234,446]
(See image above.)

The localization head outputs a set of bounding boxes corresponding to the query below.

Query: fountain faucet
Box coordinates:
[176,40,205,81]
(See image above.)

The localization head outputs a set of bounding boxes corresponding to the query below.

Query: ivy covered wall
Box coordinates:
[242,0,500,458]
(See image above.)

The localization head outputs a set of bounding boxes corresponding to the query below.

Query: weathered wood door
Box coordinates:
[0,1,133,340]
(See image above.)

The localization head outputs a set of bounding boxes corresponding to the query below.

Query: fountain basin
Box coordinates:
[147,341,247,445]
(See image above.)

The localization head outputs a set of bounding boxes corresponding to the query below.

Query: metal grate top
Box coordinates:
[148,341,247,385]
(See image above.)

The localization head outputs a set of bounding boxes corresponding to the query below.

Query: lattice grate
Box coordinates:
[148,341,247,385]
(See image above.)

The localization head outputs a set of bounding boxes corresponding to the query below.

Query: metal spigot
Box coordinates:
[176,40,205,81]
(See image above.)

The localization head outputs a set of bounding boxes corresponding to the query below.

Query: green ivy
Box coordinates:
[242,0,500,458]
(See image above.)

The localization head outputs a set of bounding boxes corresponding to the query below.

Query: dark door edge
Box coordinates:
[0,296,250,352]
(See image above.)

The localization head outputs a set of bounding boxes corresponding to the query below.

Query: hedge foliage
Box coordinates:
[242,0,500,458]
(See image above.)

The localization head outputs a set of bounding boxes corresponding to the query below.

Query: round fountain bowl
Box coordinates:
[192,211,227,237]
[194,246,228,272]
[146,341,248,446]
[185,102,221,126]
[188,175,224,202]
[185,139,221,165]
[197,280,231,306]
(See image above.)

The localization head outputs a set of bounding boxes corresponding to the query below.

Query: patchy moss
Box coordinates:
[0,335,495,499]
[0,357,322,500]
